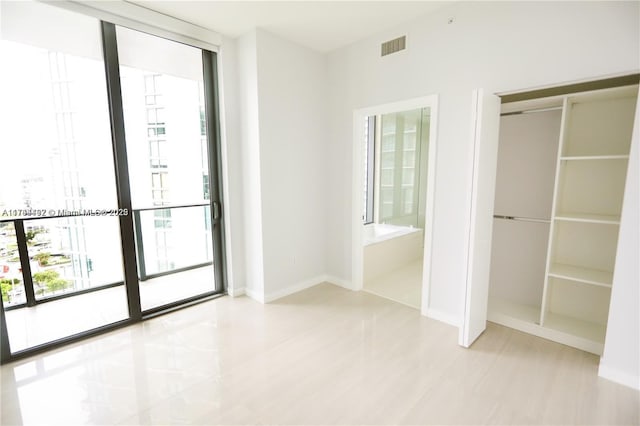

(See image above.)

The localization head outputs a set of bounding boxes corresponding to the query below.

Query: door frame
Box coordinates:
[351,94,439,316]
[459,89,501,347]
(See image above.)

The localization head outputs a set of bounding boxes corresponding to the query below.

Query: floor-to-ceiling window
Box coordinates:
[117,26,219,311]
[0,1,225,362]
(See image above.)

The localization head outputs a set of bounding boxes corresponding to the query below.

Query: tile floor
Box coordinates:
[363,258,422,309]
[4,266,215,352]
[1,283,638,425]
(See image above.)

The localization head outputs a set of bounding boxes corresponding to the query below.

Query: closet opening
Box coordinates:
[485,77,639,355]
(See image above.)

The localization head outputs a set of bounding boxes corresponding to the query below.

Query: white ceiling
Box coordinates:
[127,1,452,53]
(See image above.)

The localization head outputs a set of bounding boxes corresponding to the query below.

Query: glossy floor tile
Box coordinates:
[4,285,130,352]
[1,283,638,425]
[364,258,422,309]
[139,265,215,310]
[4,266,214,352]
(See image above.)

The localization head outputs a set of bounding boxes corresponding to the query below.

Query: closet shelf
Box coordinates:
[554,212,620,225]
[560,154,629,161]
[548,263,613,288]
[489,298,541,324]
[489,299,605,355]
[543,312,607,346]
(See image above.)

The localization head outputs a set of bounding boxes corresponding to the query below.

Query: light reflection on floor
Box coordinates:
[363,258,422,309]
[4,266,215,352]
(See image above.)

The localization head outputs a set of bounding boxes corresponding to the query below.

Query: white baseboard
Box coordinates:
[232,275,354,304]
[424,308,460,327]
[598,361,640,390]
[227,287,245,297]
[263,275,327,303]
[244,287,265,304]
[324,275,353,290]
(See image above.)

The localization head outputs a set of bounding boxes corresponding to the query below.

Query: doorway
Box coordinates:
[352,95,439,315]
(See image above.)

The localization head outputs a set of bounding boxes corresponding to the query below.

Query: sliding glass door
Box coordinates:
[0,1,129,352]
[0,1,225,361]
[117,27,219,312]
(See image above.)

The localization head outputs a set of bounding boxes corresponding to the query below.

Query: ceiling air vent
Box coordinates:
[381,36,406,57]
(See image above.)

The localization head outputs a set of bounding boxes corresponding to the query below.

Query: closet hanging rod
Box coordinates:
[493,215,550,224]
[500,106,563,117]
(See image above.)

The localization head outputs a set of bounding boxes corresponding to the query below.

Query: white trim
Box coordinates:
[425,308,460,328]
[237,275,459,327]
[227,287,245,297]
[488,312,604,356]
[244,287,265,304]
[263,275,327,303]
[45,0,221,51]
[420,97,439,317]
[242,276,353,304]
[352,94,440,315]
[355,96,440,117]
[237,277,354,304]
[352,110,365,291]
[598,362,640,390]
[460,89,481,346]
[539,97,569,326]
[324,275,354,290]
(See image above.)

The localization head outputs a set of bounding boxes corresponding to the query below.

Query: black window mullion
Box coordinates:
[202,50,227,294]
[14,220,36,307]
[0,296,11,363]
[0,221,13,362]
[100,22,142,321]
[133,210,147,281]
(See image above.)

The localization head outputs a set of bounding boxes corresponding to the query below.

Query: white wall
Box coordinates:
[228,29,329,301]
[254,29,329,301]
[326,1,639,322]
[234,30,265,300]
[599,93,640,390]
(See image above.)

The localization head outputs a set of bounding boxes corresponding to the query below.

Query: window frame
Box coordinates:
[0,10,227,364]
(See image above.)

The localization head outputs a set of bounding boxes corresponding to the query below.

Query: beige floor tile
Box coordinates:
[2,283,638,425]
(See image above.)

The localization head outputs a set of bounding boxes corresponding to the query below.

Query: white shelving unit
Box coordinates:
[548,263,613,288]
[560,155,629,161]
[553,213,620,225]
[539,85,637,354]
[488,84,638,355]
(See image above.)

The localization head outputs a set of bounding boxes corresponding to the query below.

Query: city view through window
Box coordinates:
[1,35,123,306]
[0,1,222,355]
[0,39,212,306]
